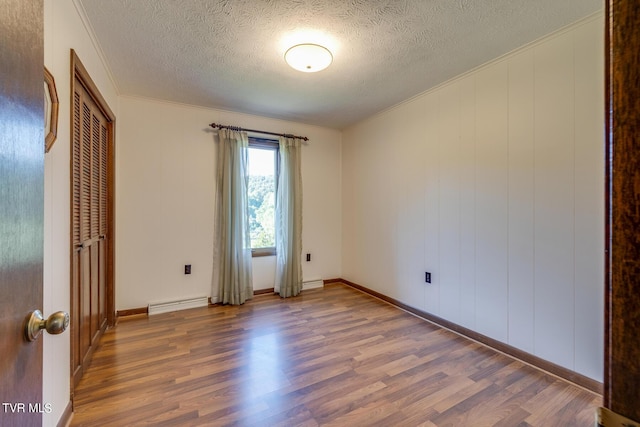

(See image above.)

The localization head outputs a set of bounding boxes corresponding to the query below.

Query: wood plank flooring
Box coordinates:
[70,283,601,426]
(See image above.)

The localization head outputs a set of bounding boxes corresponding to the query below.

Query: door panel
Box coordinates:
[0,1,44,426]
[71,68,112,389]
[80,248,91,363]
[99,240,107,328]
[90,244,99,343]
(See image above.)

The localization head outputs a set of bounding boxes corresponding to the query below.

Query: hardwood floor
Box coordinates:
[70,283,601,426]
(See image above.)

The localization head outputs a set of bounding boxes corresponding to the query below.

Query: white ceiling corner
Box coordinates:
[78,0,602,130]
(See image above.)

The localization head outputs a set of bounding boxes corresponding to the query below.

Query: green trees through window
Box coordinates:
[248,174,275,248]
[248,140,277,253]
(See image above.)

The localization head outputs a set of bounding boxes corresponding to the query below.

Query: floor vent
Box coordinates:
[303,279,324,290]
[148,296,208,315]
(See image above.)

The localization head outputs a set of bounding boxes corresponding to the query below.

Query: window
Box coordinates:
[248,138,278,256]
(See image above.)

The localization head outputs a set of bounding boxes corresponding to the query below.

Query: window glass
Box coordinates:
[248,140,277,254]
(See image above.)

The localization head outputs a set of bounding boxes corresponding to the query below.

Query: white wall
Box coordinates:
[342,15,604,381]
[43,0,120,426]
[116,97,342,310]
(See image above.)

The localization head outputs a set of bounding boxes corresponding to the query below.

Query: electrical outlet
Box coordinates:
[185,264,191,275]
[425,272,431,283]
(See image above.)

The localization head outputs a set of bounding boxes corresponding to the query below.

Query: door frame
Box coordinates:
[69,48,116,398]
[604,0,640,422]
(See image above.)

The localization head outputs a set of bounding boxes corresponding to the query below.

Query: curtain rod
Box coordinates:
[209,123,309,142]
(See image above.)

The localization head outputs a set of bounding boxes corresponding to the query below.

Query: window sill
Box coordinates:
[252,248,276,257]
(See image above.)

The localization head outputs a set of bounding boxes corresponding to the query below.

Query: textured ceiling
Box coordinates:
[78,0,602,129]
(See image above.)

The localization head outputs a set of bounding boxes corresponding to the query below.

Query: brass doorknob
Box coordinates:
[25,310,69,342]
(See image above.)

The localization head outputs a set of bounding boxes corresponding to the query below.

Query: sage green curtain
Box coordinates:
[212,128,253,305]
[275,136,303,298]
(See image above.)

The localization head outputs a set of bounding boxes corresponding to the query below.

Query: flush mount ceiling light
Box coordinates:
[285,43,333,73]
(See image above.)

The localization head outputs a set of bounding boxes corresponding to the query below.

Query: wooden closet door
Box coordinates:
[71,80,109,385]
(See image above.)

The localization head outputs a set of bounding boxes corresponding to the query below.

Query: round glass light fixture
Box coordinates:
[285,43,333,73]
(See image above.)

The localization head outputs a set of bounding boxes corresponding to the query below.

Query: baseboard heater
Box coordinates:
[148,296,208,315]
[303,279,323,290]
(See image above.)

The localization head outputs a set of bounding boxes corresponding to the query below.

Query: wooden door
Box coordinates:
[0,1,44,426]
[604,0,640,422]
[70,51,115,389]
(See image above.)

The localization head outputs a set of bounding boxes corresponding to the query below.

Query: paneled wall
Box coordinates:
[342,15,604,381]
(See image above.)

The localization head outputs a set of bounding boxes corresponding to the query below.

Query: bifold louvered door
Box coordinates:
[71,79,109,386]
